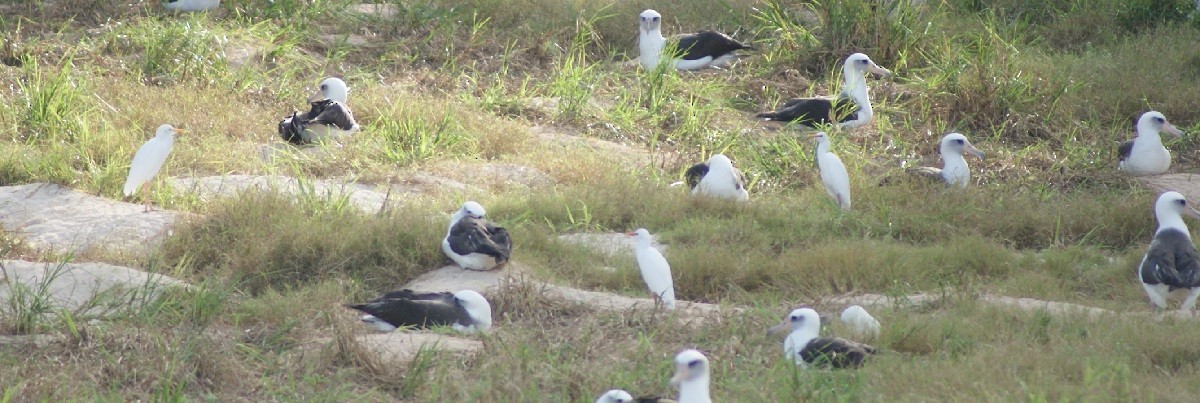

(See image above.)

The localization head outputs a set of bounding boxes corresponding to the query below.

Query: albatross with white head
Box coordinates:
[757,53,890,130]
[1138,191,1200,311]
[1118,111,1184,175]
[637,9,754,71]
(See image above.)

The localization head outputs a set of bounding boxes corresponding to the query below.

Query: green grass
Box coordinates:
[1,0,1199,400]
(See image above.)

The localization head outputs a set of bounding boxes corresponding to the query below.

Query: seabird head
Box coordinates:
[669,349,711,390]
[767,308,821,335]
[1155,191,1200,225]
[460,201,487,220]
[155,124,185,139]
[1137,111,1184,139]
[639,9,663,35]
[595,389,635,403]
[940,133,984,159]
[843,53,891,79]
[626,228,652,240]
[707,154,736,172]
[309,77,349,104]
[453,289,493,332]
[810,131,832,146]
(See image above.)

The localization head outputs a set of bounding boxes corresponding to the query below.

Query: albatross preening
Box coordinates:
[756,53,890,129]
[442,201,513,271]
[1138,191,1200,311]
[628,228,676,309]
[683,154,749,201]
[637,9,754,71]
[278,77,360,145]
[595,389,672,403]
[124,124,184,212]
[163,0,220,12]
[670,349,711,403]
[813,132,851,210]
[1117,111,1184,175]
[345,289,492,333]
[840,305,881,339]
[910,132,985,187]
[768,308,877,369]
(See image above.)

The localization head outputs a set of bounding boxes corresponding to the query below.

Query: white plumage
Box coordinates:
[629,228,676,309]
[1137,191,1200,311]
[1118,111,1184,175]
[123,124,182,211]
[693,154,749,201]
[813,132,851,210]
[163,0,220,12]
[670,349,712,403]
[595,390,634,403]
[840,305,881,338]
[918,132,984,187]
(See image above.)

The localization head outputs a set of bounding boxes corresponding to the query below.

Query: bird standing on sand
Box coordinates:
[637,9,754,71]
[124,124,183,212]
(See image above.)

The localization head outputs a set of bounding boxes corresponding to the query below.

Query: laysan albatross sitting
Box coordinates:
[670,349,712,403]
[1117,111,1184,175]
[812,132,851,210]
[628,228,676,309]
[1138,191,1200,311]
[442,201,513,271]
[911,132,985,187]
[683,154,749,201]
[756,53,890,130]
[768,308,877,369]
[345,289,492,333]
[637,9,754,71]
[278,77,360,145]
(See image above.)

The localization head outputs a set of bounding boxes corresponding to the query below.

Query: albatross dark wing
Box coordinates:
[756,96,858,127]
[278,111,306,145]
[345,290,471,329]
[684,163,710,190]
[447,217,513,262]
[674,31,753,61]
[799,337,877,369]
[307,99,358,131]
[1117,140,1135,163]
[1140,229,1200,290]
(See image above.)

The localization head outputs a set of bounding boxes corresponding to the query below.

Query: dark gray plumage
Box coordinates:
[683,163,709,190]
[754,95,859,127]
[446,216,513,264]
[277,99,358,145]
[1139,229,1200,293]
[345,290,469,329]
[797,337,878,369]
[674,31,754,62]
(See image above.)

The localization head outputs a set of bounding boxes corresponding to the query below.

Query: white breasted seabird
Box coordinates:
[442,201,513,271]
[757,53,891,130]
[1138,191,1200,311]
[345,289,492,333]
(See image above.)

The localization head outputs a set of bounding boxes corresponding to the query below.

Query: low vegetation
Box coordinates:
[2,0,1200,400]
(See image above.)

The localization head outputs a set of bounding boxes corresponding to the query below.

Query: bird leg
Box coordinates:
[142,183,153,212]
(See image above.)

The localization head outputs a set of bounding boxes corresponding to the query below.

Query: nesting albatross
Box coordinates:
[813,132,851,210]
[1138,191,1200,311]
[443,201,513,271]
[345,289,492,333]
[628,228,676,309]
[768,308,877,369]
[756,53,890,130]
[910,132,985,187]
[637,9,754,71]
[684,154,749,201]
[278,77,360,145]
[670,349,712,403]
[1117,111,1184,175]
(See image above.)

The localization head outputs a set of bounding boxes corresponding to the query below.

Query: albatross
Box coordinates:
[911,132,985,187]
[163,0,220,12]
[595,390,672,403]
[278,77,360,145]
[813,132,851,210]
[1117,111,1184,175]
[637,9,754,71]
[670,349,711,403]
[442,201,513,271]
[124,124,184,212]
[756,53,890,129]
[345,289,492,333]
[628,228,676,309]
[1138,191,1200,311]
[768,308,877,369]
[683,154,749,201]
[840,305,881,339]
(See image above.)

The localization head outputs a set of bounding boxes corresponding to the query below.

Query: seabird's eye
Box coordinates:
[954,139,965,144]
[1156,117,1165,123]
[688,360,701,368]
[653,17,659,22]
[1177,199,1187,206]
[860,59,868,64]
[320,84,327,90]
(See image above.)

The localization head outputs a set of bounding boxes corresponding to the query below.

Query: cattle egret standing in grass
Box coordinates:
[628,228,676,309]
[1118,111,1185,175]
[163,0,220,12]
[124,124,183,212]
[636,9,754,71]
[812,132,851,210]
[911,132,985,187]
[442,201,513,271]
[840,305,881,338]
[768,308,877,369]
[670,349,711,403]
[1138,191,1200,311]
[683,154,749,201]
